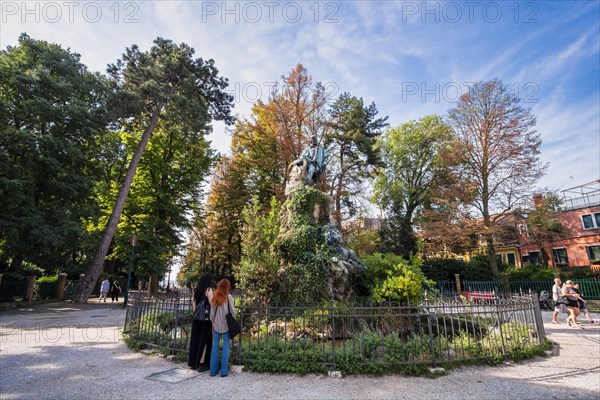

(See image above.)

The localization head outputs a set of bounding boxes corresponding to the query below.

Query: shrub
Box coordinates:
[568,268,600,279]
[363,253,435,303]
[503,264,555,280]
[235,196,282,304]
[36,275,59,299]
[420,256,496,282]
[345,225,381,258]
[22,262,45,278]
[421,258,470,282]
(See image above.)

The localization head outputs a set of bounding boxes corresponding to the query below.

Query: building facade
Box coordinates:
[517,181,600,268]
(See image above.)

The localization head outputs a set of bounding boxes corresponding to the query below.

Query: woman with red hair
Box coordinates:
[209,279,236,377]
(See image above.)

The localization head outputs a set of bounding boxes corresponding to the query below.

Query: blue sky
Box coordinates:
[2,0,599,193]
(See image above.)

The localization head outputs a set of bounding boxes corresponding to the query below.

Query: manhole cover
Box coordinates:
[145,368,199,383]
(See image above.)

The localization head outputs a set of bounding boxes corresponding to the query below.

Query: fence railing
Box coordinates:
[0,281,28,302]
[437,279,600,300]
[124,294,546,373]
[124,296,193,355]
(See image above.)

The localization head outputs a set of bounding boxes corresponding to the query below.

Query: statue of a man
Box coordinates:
[294,135,328,186]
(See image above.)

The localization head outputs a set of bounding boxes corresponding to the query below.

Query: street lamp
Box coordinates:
[166,254,173,292]
[123,233,138,308]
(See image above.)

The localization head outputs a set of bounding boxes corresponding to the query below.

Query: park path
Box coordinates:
[0,300,598,400]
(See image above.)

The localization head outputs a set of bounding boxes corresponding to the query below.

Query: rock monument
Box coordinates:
[278,135,366,301]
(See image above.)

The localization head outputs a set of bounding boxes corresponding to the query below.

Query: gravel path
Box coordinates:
[1,301,598,400]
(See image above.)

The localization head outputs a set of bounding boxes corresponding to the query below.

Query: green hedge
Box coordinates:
[35,275,59,299]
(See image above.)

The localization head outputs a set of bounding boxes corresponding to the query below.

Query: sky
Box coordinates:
[1,0,599,195]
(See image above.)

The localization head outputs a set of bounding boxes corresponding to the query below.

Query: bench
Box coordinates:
[462,291,496,301]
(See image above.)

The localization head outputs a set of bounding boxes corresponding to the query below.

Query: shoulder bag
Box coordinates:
[554,296,569,306]
[193,299,210,321]
[226,299,241,339]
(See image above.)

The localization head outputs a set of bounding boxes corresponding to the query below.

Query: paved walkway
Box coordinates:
[0,301,598,400]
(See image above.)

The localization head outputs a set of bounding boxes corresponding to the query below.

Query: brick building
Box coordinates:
[516,180,600,268]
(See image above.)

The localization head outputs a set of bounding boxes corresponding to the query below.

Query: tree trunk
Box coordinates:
[540,246,550,267]
[334,152,344,231]
[73,107,162,303]
[149,274,158,295]
[8,255,23,273]
[486,235,498,278]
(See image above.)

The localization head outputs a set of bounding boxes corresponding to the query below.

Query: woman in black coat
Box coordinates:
[187,273,214,371]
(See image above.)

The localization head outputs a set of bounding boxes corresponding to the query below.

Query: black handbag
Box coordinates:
[554,296,569,306]
[193,299,210,321]
[226,300,241,339]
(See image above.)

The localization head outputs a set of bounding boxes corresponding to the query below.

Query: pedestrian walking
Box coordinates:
[561,280,583,329]
[99,277,110,303]
[573,283,595,324]
[552,277,567,324]
[111,279,122,303]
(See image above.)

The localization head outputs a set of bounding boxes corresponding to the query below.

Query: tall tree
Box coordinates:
[191,65,330,280]
[325,93,388,229]
[526,193,564,267]
[73,38,233,303]
[446,79,546,277]
[197,156,248,281]
[373,115,452,258]
[231,64,330,202]
[113,120,215,291]
[0,34,108,273]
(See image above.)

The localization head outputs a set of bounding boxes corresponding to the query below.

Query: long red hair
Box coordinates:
[211,279,230,307]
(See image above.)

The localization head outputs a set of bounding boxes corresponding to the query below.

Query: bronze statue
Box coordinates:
[293,135,329,186]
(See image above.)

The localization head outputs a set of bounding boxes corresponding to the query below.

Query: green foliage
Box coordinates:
[502,264,556,280]
[35,275,60,299]
[526,193,564,266]
[345,225,381,258]
[373,115,452,258]
[286,186,330,228]
[568,268,600,279]
[464,256,498,280]
[362,253,435,303]
[0,34,108,273]
[21,263,45,278]
[240,324,544,375]
[421,256,497,282]
[325,92,388,226]
[273,187,333,303]
[236,197,282,303]
[124,309,192,357]
[421,258,468,282]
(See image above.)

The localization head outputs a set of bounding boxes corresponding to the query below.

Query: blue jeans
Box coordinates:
[210,331,230,376]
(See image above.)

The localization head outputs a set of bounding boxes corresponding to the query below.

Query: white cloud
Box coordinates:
[1,0,598,194]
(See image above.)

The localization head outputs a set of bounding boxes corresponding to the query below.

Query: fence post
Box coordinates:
[425,292,437,367]
[494,296,507,356]
[530,289,546,344]
[330,299,336,370]
[501,275,510,294]
[454,274,462,295]
[0,274,3,287]
[24,275,36,303]
[237,297,243,365]
[56,273,68,301]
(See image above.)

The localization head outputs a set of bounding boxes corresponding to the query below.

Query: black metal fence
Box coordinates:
[124,294,545,373]
[124,295,194,354]
[0,281,28,302]
[438,279,600,300]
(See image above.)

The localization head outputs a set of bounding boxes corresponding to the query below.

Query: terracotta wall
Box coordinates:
[517,205,600,267]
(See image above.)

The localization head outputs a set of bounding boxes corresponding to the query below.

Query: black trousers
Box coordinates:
[111,290,120,302]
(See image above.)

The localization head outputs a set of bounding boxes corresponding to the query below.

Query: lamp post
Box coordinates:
[123,233,138,309]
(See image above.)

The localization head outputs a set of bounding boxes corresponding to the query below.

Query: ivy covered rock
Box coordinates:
[276,186,366,302]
